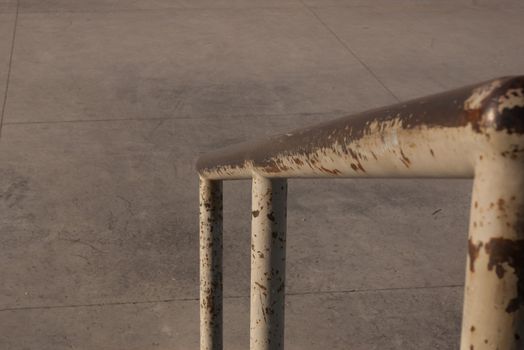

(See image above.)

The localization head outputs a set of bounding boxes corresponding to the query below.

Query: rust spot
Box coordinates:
[264,159,290,173]
[399,149,411,168]
[267,212,275,222]
[204,293,215,314]
[252,210,260,218]
[254,281,267,290]
[485,238,524,313]
[468,239,483,272]
[430,149,435,157]
[498,198,506,212]
[501,146,524,159]
[471,326,475,332]
[474,201,478,208]
[263,164,280,173]
[464,108,482,133]
[516,333,521,341]
[348,149,360,162]
[319,166,341,175]
[347,149,366,172]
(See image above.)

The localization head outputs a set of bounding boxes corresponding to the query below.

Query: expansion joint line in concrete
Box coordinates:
[0,284,462,313]
[298,0,400,102]
[0,0,20,139]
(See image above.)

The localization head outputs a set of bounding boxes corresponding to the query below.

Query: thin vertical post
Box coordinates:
[461,154,524,350]
[250,174,287,350]
[199,178,223,350]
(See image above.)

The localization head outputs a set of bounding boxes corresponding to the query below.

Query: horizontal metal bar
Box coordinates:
[196,76,524,180]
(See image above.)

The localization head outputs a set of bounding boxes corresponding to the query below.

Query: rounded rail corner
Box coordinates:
[476,76,524,135]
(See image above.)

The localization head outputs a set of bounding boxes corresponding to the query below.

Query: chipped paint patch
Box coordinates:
[498,88,524,113]
[484,238,524,313]
[468,238,483,273]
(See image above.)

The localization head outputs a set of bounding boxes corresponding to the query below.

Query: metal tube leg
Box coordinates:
[461,154,524,350]
[250,175,287,350]
[199,178,223,350]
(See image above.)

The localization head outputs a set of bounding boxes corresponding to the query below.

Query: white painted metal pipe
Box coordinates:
[196,76,524,348]
[250,174,287,350]
[196,77,524,182]
[199,178,223,350]
[461,142,524,349]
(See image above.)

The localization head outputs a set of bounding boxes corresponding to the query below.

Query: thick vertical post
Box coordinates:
[250,174,287,350]
[199,178,223,350]
[461,154,524,350]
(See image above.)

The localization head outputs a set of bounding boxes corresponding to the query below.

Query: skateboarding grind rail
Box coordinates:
[196,76,524,350]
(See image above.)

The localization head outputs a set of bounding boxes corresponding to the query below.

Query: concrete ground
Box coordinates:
[0,0,523,349]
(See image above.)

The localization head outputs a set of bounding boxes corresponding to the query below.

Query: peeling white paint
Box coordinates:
[465,79,503,110]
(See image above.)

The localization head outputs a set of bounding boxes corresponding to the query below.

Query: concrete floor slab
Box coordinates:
[5,9,395,123]
[303,0,524,9]
[0,1,517,348]
[0,112,469,310]
[0,0,17,13]
[222,177,470,297]
[284,287,462,350]
[0,13,15,112]
[309,4,524,99]
[0,113,333,308]
[0,287,462,350]
[19,0,303,13]
[0,298,200,350]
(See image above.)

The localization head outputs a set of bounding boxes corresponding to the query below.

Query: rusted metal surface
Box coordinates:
[196,76,524,350]
[461,158,524,350]
[196,76,524,180]
[199,179,223,350]
[250,175,287,350]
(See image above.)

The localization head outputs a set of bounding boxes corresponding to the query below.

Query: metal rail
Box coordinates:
[196,76,524,350]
